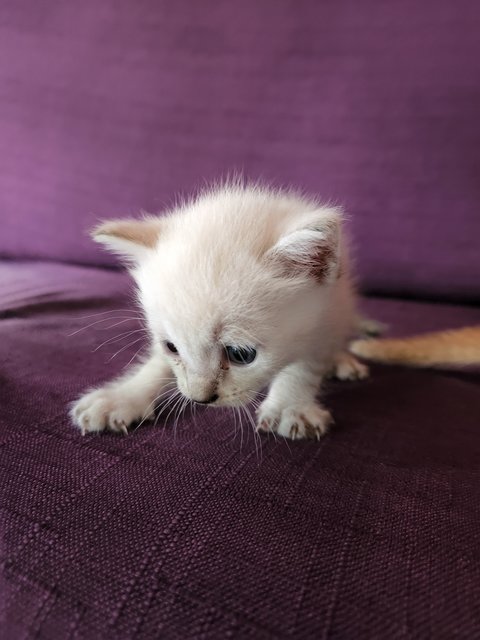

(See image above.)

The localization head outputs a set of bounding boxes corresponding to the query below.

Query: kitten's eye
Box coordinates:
[165,341,178,354]
[225,345,257,365]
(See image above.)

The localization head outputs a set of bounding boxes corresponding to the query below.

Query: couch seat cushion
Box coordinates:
[1,261,479,639]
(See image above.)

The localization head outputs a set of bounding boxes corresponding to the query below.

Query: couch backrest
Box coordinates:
[1,1,479,301]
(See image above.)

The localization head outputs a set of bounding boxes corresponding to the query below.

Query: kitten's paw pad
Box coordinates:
[277,405,332,440]
[331,353,369,381]
[70,387,151,435]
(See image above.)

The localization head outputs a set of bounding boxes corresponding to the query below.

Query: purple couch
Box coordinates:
[1,2,480,638]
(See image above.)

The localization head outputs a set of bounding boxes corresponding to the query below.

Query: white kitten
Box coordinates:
[71,183,367,440]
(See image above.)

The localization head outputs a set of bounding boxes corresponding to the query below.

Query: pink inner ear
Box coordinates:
[267,209,341,284]
[93,218,162,248]
[281,242,337,283]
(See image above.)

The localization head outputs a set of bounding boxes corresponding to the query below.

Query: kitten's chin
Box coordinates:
[213,400,240,408]
[185,395,250,409]
[212,395,255,409]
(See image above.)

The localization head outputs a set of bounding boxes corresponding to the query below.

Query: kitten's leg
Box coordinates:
[328,351,369,381]
[257,362,332,440]
[355,315,386,338]
[70,351,173,435]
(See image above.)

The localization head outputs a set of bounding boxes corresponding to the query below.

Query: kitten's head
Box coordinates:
[93,187,341,406]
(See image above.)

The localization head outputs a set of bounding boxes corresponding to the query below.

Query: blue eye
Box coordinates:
[225,345,257,365]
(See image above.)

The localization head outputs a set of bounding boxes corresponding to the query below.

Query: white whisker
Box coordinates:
[174,396,189,439]
[68,316,142,336]
[108,337,145,361]
[93,328,149,352]
[73,308,142,320]
[123,343,149,369]
[151,391,180,435]
[242,404,263,462]
[163,391,184,428]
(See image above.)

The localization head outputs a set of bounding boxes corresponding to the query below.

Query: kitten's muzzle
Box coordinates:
[192,393,219,405]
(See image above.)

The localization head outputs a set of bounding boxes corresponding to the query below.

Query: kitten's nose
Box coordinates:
[193,393,219,405]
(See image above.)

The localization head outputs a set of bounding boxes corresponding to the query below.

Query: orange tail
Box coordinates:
[350,326,480,368]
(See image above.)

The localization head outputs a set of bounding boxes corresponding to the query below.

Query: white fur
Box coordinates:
[71,183,366,440]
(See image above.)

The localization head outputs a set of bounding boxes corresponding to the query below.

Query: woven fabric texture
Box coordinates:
[1,262,480,639]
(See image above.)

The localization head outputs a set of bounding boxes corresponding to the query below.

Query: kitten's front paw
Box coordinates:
[278,405,332,440]
[257,403,332,440]
[70,387,153,435]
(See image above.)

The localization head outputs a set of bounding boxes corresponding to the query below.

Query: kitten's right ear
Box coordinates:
[92,217,163,263]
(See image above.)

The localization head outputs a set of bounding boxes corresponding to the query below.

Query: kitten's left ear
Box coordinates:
[91,216,163,263]
[266,207,341,283]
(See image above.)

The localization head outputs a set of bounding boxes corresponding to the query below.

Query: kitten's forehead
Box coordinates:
[165,308,255,352]
[167,314,222,350]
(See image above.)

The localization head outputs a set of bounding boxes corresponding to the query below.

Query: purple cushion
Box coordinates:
[1,1,480,300]
[1,260,480,638]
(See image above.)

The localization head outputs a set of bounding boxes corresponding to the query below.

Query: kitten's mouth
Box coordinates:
[187,395,247,409]
[178,388,252,408]
[192,393,219,406]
